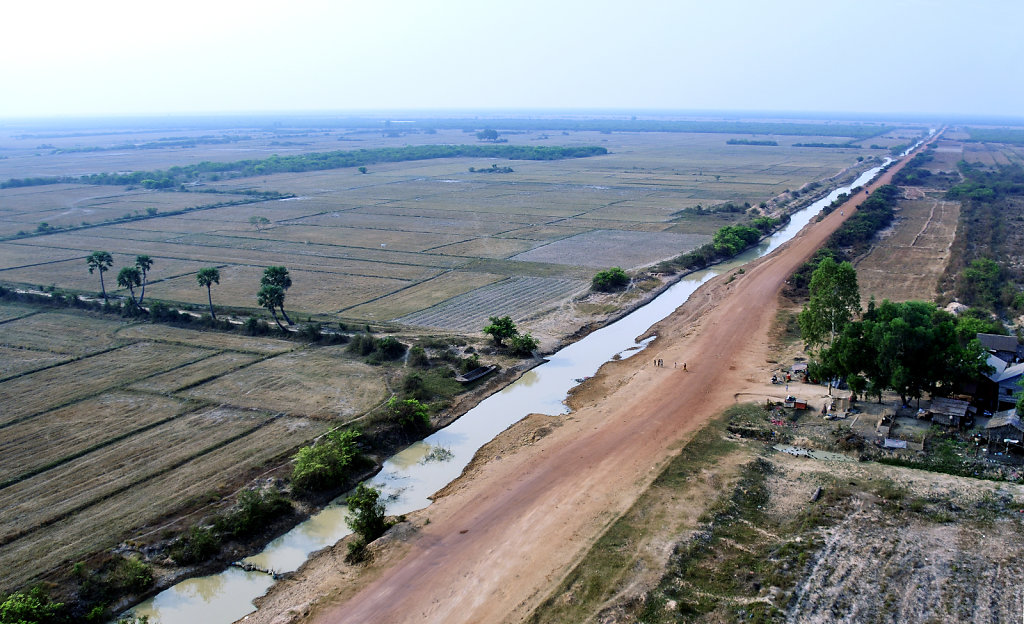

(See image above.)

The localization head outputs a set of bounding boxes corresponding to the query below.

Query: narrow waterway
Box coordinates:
[128,159,890,623]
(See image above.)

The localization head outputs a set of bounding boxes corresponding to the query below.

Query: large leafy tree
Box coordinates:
[135,255,154,303]
[257,283,286,330]
[483,315,517,346]
[86,250,114,300]
[820,300,989,406]
[798,257,861,352]
[196,267,220,320]
[261,266,293,325]
[345,483,388,542]
[117,266,142,305]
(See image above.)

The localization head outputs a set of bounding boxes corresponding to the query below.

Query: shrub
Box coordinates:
[507,333,539,356]
[291,429,361,492]
[215,488,292,538]
[385,396,430,431]
[591,267,629,292]
[345,484,388,542]
[168,526,221,564]
[408,345,429,367]
[0,587,63,624]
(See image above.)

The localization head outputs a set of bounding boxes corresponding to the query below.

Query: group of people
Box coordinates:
[653,359,686,371]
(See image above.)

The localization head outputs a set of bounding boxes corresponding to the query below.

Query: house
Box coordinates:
[928,396,971,428]
[984,408,1024,449]
[977,354,1024,411]
[977,333,1023,364]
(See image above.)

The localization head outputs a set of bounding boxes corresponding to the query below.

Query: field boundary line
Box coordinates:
[0,411,284,550]
[0,347,222,430]
[167,351,281,394]
[0,343,129,386]
[0,309,46,325]
[0,401,210,491]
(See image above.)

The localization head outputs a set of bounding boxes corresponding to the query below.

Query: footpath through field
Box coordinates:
[276,140,936,624]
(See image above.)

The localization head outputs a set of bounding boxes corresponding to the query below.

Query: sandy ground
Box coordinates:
[246,142,937,624]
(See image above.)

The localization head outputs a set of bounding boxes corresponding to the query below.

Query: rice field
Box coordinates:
[0,298,392,593]
[0,127,878,330]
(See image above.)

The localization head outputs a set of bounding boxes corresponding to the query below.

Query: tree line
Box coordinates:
[0,144,609,189]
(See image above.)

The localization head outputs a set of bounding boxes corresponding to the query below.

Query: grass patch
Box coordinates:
[527,409,739,623]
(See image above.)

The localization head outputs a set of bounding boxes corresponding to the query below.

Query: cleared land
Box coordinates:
[1,128,884,330]
[854,194,959,305]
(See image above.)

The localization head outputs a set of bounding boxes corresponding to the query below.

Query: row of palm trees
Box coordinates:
[85,251,294,328]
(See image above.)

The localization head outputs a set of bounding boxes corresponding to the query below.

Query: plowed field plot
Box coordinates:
[183,347,388,418]
[0,346,66,380]
[127,351,264,394]
[0,414,329,593]
[113,323,295,354]
[0,310,129,355]
[0,341,213,424]
[145,263,411,315]
[855,194,959,304]
[344,270,505,320]
[396,276,587,331]
[511,229,710,269]
[0,392,187,484]
[0,407,270,544]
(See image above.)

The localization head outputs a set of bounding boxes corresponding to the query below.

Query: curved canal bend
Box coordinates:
[130,158,894,623]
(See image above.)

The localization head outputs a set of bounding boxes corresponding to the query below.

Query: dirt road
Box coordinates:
[252,144,933,624]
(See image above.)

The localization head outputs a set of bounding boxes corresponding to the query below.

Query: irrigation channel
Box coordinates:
[128,159,893,623]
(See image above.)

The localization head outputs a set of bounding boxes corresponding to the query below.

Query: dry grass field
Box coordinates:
[854,193,960,305]
[1,126,884,331]
[0,302,395,593]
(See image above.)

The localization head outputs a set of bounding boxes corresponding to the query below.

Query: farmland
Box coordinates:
[0,123,900,333]
[0,115,921,602]
[0,302,389,593]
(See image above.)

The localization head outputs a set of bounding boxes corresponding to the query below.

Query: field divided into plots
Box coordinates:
[0,128,881,330]
[0,303,388,593]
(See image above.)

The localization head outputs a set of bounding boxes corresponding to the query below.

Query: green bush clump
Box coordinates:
[591,267,629,292]
[385,397,431,431]
[291,429,362,492]
[168,525,221,565]
[215,488,293,538]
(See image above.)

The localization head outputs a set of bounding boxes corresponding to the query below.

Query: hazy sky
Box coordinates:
[3,0,1021,118]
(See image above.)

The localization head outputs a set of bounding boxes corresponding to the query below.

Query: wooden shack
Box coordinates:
[985,409,1024,447]
[928,397,970,428]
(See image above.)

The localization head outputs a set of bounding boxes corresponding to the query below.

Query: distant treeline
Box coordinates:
[46,135,250,154]
[0,144,608,189]
[963,127,1024,146]
[726,139,778,146]
[793,141,859,148]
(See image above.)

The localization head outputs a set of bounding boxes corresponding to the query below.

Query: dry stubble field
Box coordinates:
[0,127,891,332]
[0,303,389,593]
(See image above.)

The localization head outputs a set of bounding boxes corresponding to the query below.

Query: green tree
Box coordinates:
[385,396,430,431]
[507,332,539,356]
[798,257,861,352]
[483,315,517,346]
[591,267,629,292]
[196,267,221,320]
[345,483,388,542]
[261,266,293,325]
[117,266,142,305]
[257,284,286,330]
[961,258,1002,310]
[0,587,63,624]
[291,429,361,491]
[134,255,153,303]
[476,128,499,141]
[86,250,114,300]
[249,215,271,231]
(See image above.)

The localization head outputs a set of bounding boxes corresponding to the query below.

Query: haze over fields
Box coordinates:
[2,0,1022,119]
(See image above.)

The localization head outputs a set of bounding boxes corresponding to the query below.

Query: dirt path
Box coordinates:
[250,144,934,624]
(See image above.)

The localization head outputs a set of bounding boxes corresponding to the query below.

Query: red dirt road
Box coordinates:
[284,143,934,624]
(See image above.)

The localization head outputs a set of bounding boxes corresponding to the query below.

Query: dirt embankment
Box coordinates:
[246,140,937,624]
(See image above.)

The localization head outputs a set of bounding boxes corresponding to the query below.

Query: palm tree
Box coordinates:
[196,267,220,320]
[260,266,293,325]
[117,266,142,305]
[257,284,286,330]
[135,255,153,303]
[86,251,113,300]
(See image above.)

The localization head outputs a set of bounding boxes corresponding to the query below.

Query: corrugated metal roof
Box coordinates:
[986,409,1024,431]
